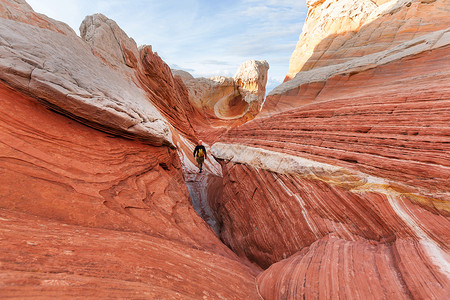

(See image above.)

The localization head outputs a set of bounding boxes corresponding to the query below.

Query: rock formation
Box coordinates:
[173,59,269,142]
[0,0,75,36]
[209,0,450,298]
[174,60,268,120]
[79,13,198,142]
[285,0,450,81]
[1,0,449,298]
[0,9,172,146]
[0,0,260,298]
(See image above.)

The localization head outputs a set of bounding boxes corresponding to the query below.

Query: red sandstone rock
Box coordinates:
[2,0,450,298]
[0,82,261,298]
[0,0,75,36]
[0,1,262,297]
[221,46,450,197]
[263,30,450,117]
[211,161,449,265]
[257,235,449,299]
[0,209,260,298]
[209,2,450,298]
[136,45,198,141]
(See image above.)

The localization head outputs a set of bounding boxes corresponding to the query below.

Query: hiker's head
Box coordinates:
[198,140,203,145]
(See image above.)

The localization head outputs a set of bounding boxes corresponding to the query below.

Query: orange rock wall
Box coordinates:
[0,82,260,297]
[257,235,449,299]
[212,24,450,298]
[79,13,198,142]
[216,162,449,261]
[228,46,450,197]
[136,46,198,141]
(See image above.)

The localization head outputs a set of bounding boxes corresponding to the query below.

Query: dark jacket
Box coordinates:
[193,145,207,159]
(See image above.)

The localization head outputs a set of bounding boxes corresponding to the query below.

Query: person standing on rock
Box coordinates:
[193,140,207,173]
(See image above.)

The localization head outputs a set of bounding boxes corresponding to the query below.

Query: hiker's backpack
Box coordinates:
[197,148,204,158]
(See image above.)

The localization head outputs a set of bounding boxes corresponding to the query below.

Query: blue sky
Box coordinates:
[27,0,308,92]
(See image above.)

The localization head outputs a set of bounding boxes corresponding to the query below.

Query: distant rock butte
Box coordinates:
[174,60,268,120]
[172,59,269,142]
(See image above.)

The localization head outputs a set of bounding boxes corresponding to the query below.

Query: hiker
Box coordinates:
[193,140,207,173]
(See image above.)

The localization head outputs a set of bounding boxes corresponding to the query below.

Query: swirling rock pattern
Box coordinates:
[1,0,449,298]
[0,0,260,297]
[219,46,450,197]
[172,60,269,143]
[257,235,448,299]
[0,81,260,298]
[211,3,450,297]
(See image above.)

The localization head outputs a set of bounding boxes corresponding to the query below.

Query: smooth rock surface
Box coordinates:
[2,0,449,298]
[0,1,262,297]
[257,235,449,299]
[0,9,173,146]
[0,0,75,36]
[0,209,260,299]
[233,60,269,118]
[264,29,450,116]
[286,0,450,80]
[217,45,450,198]
[78,13,198,141]
[172,60,269,142]
[210,2,450,298]
[0,81,261,298]
[80,13,139,71]
[136,46,198,141]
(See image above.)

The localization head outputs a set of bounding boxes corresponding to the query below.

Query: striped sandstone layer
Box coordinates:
[262,28,450,117]
[0,75,260,299]
[211,2,450,298]
[0,0,261,298]
[223,45,450,197]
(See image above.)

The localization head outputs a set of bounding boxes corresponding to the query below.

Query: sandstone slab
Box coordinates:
[0,1,174,146]
[257,235,449,299]
[0,209,260,299]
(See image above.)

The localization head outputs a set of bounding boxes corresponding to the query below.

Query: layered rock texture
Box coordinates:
[0,0,261,298]
[210,0,450,299]
[0,82,260,298]
[285,0,450,81]
[173,59,269,142]
[1,0,449,298]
